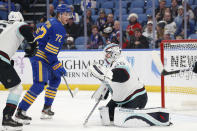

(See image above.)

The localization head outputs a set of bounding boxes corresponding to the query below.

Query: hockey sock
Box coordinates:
[44,86,57,106]
[3,103,17,117]
[18,90,37,111]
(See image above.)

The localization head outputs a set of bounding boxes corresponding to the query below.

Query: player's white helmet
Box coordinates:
[8,11,24,22]
[104,43,121,64]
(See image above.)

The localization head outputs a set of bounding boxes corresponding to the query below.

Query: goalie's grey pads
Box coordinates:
[114,107,171,127]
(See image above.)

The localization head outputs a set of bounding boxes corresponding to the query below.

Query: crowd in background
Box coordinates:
[1,0,197,50]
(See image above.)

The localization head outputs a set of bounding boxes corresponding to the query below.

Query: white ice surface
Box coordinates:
[1,91,197,131]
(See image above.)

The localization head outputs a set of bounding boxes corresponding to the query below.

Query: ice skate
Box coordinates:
[40,106,54,120]
[2,114,23,131]
[15,109,32,125]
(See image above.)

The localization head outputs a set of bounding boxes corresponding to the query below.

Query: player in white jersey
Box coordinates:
[89,43,171,127]
[0,11,36,130]
[89,43,147,121]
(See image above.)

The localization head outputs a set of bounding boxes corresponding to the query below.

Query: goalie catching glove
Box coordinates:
[88,63,113,82]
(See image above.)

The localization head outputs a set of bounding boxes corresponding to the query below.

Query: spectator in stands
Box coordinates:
[109,21,128,48]
[62,36,76,49]
[143,21,155,48]
[175,35,184,40]
[163,30,171,40]
[174,5,184,28]
[79,9,94,36]
[96,9,107,33]
[81,0,96,11]
[102,13,114,41]
[15,0,29,12]
[155,0,166,21]
[170,0,178,19]
[52,0,70,9]
[0,0,15,19]
[64,15,79,40]
[50,4,56,17]
[126,28,149,49]
[175,13,195,38]
[87,25,104,49]
[182,0,194,20]
[70,5,79,24]
[110,21,120,40]
[163,12,176,39]
[155,21,166,48]
[126,13,142,37]
[80,9,94,25]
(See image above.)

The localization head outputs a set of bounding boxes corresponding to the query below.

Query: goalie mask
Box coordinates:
[8,11,24,22]
[104,43,121,64]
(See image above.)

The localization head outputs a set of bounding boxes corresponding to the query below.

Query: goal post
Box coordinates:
[160,39,197,109]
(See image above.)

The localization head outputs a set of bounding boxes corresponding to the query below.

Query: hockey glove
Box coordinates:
[23,41,38,57]
[88,63,113,82]
[193,62,197,73]
[91,83,109,102]
[52,61,67,77]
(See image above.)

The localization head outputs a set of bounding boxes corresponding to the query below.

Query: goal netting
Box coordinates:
[160,40,197,111]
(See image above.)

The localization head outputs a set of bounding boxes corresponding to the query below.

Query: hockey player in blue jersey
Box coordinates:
[15,4,71,124]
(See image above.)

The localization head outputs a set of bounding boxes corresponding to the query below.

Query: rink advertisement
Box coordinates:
[1,50,197,92]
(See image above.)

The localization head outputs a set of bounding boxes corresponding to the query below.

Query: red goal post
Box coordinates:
[160,39,197,108]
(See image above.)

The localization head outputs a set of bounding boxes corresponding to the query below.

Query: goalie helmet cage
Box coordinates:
[160,39,197,110]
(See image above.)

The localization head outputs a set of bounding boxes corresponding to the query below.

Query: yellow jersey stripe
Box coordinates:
[45,45,59,53]
[45,95,55,99]
[45,48,57,54]
[38,61,43,82]
[23,98,32,105]
[53,63,62,70]
[37,52,47,59]
[35,54,49,63]
[47,43,59,49]
[26,92,36,99]
[24,95,34,103]
[46,92,56,96]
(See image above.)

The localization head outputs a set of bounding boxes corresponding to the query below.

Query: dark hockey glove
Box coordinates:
[24,41,38,57]
[193,62,197,73]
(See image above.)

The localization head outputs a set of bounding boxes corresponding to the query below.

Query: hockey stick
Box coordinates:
[151,51,193,76]
[62,76,75,98]
[83,95,102,127]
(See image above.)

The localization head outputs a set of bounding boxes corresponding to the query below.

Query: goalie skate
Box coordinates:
[2,115,23,131]
[15,109,32,125]
[40,107,54,120]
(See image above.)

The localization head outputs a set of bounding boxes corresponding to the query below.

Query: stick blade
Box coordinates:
[161,69,180,76]
[151,51,164,73]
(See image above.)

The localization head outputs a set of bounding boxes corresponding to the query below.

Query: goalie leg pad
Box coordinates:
[114,107,171,127]
[98,106,111,126]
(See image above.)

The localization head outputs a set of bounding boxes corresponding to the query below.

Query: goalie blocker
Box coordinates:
[99,106,172,127]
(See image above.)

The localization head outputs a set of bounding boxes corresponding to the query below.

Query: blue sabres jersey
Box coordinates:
[34,18,66,64]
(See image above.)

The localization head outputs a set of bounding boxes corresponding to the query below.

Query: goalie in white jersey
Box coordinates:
[89,43,171,127]
[0,11,36,130]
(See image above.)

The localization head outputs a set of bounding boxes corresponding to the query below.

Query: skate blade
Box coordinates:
[40,113,53,120]
[1,126,23,131]
[14,117,30,125]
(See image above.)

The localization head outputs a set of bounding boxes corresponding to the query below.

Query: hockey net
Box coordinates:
[160,40,197,112]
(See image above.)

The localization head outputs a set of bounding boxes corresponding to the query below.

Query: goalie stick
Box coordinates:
[83,95,102,127]
[151,51,193,76]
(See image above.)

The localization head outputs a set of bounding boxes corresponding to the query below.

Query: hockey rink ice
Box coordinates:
[1,90,197,131]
